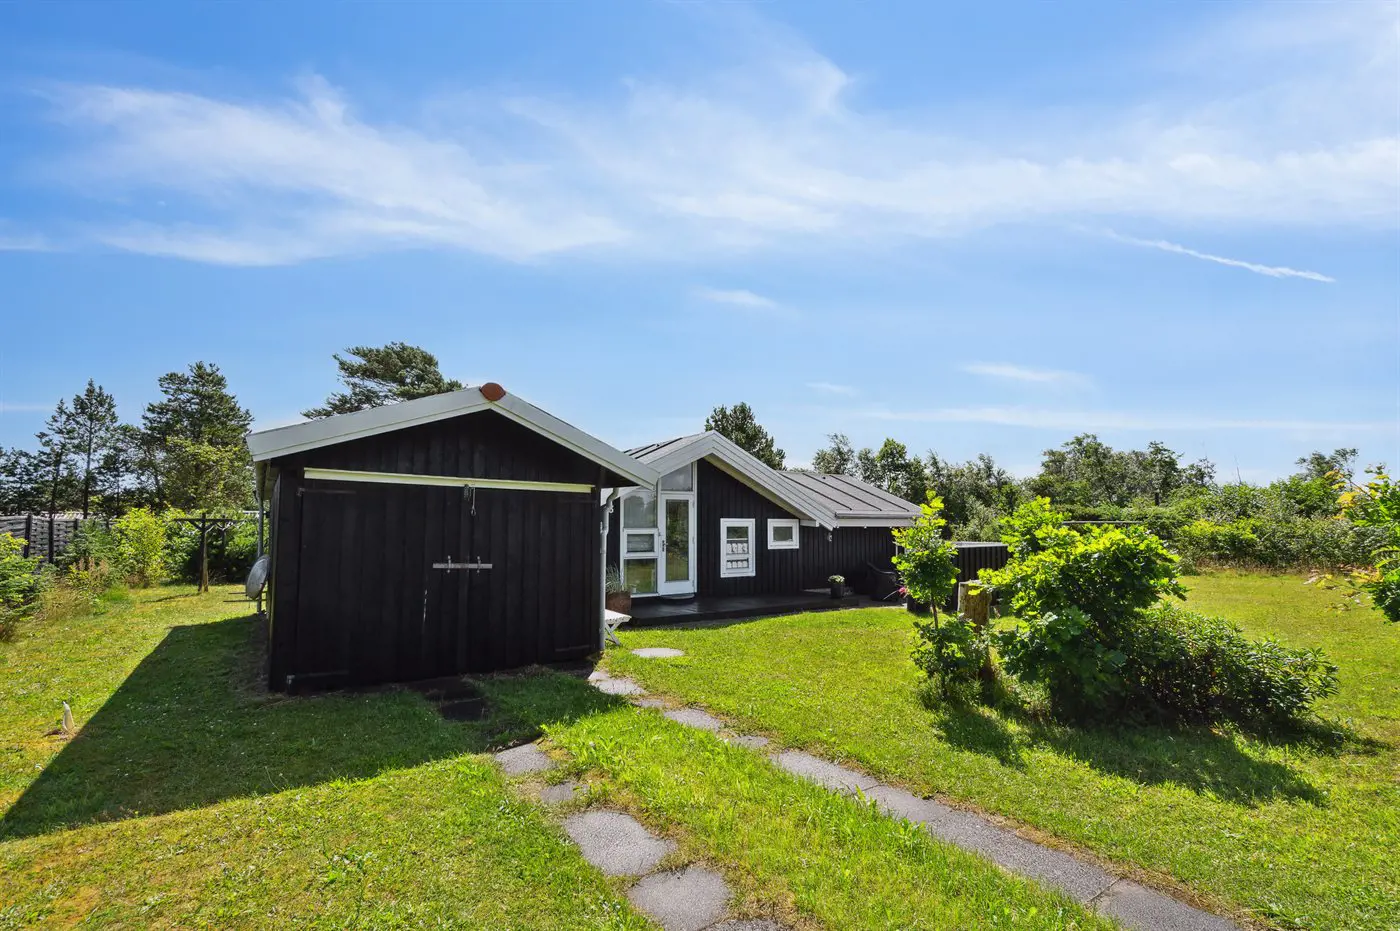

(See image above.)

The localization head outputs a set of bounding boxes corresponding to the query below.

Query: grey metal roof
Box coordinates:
[627,434,706,462]
[778,471,922,521]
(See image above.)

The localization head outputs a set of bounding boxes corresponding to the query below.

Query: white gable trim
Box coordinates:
[641,432,839,530]
[246,386,658,489]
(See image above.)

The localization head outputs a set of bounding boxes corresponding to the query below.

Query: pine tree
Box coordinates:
[303,342,463,418]
[61,380,121,518]
[704,402,785,469]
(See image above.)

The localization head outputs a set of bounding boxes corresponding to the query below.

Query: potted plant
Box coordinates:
[828,574,845,599]
[605,567,631,614]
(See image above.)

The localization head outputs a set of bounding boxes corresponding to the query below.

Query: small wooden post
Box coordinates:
[22,514,32,559]
[957,580,994,680]
[198,515,210,594]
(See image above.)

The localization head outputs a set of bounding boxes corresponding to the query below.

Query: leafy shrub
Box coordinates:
[1122,605,1339,726]
[112,507,168,587]
[1176,519,1260,563]
[0,532,44,641]
[995,607,1128,717]
[911,612,989,698]
[1371,569,1400,622]
[892,494,959,608]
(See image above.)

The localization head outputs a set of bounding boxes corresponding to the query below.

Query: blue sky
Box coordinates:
[1,0,1396,481]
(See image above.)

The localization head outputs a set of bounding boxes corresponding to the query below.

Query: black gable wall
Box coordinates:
[696,459,803,596]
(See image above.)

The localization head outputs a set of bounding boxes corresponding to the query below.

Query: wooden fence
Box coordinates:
[0,515,104,563]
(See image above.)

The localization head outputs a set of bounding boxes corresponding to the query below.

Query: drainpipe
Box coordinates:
[598,488,621,651]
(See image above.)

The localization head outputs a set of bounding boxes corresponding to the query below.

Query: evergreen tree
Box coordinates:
[143,362,252,447]
[704,402,785,469]
[141,362,254,510]
[302,342,463,419]
[61,380,121,518]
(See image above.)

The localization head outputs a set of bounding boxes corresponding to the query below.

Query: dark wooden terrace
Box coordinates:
[628,589,890,626]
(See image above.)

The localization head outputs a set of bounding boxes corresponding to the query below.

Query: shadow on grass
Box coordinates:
[0,615,623,841]
[922,686,1336,806]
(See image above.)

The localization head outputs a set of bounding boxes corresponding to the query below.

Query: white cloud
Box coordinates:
[962,363,1089,387]
[694,287,779,309]
[0,228,50,252]
[861,405,1384,434]
[1105,231,1335,282]
[24,2,1400,264]
[0,401,56,414]
[806,381,856,395]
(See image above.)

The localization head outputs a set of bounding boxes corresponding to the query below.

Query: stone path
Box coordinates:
[493,737,791,931]
[594,670,1239,931]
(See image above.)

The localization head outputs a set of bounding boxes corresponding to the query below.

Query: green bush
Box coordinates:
[1122,605,1339,726]
[1176,519,1260,563]
[112,508,168,587]
[911,612,989,698]
[0,532,44,641]
[995,607,1129,717]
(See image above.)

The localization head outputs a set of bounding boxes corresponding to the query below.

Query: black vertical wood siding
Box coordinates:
[696,460,804,596]
[265,409,611,691]
[799,525,899,592]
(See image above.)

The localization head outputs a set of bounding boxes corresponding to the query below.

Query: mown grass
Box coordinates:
[0,586,648,929]
[1,584,1113,930]
[546,708,1112,931]
[607,573,1400,930]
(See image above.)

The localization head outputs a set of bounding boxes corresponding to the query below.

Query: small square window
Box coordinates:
[719,519,755,578]
[767,519,799,550]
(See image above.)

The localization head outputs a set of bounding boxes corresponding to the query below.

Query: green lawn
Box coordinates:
[1,585,1109,929]
[607,573,1400,931]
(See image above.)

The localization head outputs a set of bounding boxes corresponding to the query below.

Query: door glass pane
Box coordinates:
[664,498,690,583]
[622,491,656,529]
[624,558,657,595]
[660,466,693,492]
[625,532,655,554]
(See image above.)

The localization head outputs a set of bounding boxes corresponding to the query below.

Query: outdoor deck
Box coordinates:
[628,589,887,626]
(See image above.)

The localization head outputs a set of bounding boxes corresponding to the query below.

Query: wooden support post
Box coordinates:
[957,580,995,681]
[198,516,210,594]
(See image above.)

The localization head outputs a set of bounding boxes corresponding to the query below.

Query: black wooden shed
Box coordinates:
[247,384,657,692]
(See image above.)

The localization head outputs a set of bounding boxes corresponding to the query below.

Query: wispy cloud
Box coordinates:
[0,401,55,414]
[20,2,1400,265]
[1106,231,1335,282]
[962,363,1089,387]
[694,287,779,309]
[862,405,1382,434]
[807,381,856,395]
[0,230,50,252]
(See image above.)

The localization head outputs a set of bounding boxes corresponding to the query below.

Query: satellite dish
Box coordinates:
[245,555,270,599]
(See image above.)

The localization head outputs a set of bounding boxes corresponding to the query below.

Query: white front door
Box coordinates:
[658,493,696,596]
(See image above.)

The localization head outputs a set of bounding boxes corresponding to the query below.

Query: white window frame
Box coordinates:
[719,518,756,578]
[767,518,800,550]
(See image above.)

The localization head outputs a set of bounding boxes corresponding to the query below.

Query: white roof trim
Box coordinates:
[245,386,659,489]
[640,432,841,530]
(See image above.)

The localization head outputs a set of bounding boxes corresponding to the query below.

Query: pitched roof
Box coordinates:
[628,431,919,529]
[778,470,922,525]
[246,384,659,488]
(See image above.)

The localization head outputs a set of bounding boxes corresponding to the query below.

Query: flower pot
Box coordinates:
[605,591,632,614]
[829,583,843,599]
[905,598,931,616]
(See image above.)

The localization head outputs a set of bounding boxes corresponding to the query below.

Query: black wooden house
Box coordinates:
[608,432,922,603]
[248,384,657,692]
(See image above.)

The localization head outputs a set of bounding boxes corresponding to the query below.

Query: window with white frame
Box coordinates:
[719,518,756,578]
[767,518,800,550]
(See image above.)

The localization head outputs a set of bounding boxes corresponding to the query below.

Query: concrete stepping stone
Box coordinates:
[663,708,726,732]
[494,743,555,775]
[563,810,675,876]
[866,784,1113,903]
[626,865,730,931]
[728,734,770,750]
[634,698,668,708]
[772,750,880,795]
[711,922,789,931]
[633,647,685,658]
[1095,880,1238,931]
[539,780,584,805]
[588,672,646,696]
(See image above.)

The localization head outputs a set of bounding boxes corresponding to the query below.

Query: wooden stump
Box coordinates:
[957,581,995,681]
